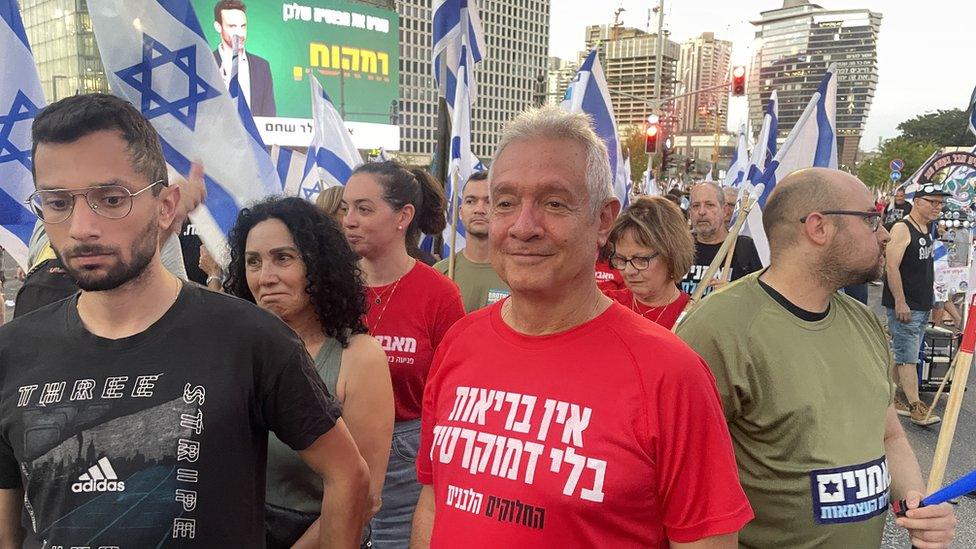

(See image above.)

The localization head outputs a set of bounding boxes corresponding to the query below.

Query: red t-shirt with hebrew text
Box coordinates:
[366,261,464,421]
[417,301,753,547]
[595,259,625,292]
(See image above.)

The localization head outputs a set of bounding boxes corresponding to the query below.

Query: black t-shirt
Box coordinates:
[882,218,935,311]
[680,235,763,296]
[0,283,340,547]
[179,221,208,285]
[883,201,912,228]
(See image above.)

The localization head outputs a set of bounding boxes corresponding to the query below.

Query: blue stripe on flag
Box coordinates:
[579,78,619,196]
[159,137,239,234]
[314,148,354,185]
[276,147,293,186]
[156,0,206,40]
[813,73,835,167]
[0,0,29,50]
[0,187,35,244]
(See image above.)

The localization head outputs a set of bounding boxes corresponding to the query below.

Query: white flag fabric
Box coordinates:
[739,91,779,265]
[723,124,748,188]
[757,64,838,204]
[432,0,485,109]
[298,76,363,203]
[89,0,282,258]
[0,0,43,269]
[562,49,629,208]
[271,145,307,196]
[439,44,477,258]
[747,65,837,265]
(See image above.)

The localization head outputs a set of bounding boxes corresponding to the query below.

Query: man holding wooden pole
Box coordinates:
[680,182,762,296]
[678,168,956,548]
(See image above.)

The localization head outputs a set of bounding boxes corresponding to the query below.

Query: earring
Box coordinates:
[397,225,403,230]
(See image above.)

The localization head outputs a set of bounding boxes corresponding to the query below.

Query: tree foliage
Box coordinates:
[621,125,650,184]
[856,137,939,190]
[896,109,976,147]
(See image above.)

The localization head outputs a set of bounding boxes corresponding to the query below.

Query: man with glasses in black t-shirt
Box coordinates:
[883,184,950,426]
[0,94,368,548]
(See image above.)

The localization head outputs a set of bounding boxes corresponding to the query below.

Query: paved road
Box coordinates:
[869,283,975,548]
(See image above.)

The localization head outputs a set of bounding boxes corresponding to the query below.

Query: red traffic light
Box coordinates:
[644,124,660,154]
[731,66,746,97]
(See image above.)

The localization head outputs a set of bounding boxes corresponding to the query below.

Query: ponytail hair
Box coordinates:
[352,161,447,244]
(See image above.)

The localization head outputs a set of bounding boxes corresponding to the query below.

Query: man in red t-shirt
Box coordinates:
[411,107,753,548]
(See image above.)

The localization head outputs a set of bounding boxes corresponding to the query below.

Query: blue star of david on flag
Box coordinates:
[0,90,40,171]
[302,181,322,201]
[116,33,220,130]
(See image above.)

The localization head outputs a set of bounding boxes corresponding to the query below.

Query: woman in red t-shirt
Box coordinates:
[604,196,695,329]
[594,243,625,292]
[342,161,465,547]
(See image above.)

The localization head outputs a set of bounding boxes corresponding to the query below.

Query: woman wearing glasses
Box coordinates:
[604,196,695,329]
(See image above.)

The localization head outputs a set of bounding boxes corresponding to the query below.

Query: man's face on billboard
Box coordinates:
[214,9,247,50]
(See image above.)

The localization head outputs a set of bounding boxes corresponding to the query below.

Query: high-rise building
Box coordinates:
[545,56,577,107]
[750,0,881,167]
[675,32,732,134]
[582,24,679,128]
[397,0,551,164]
[18,0,111,103]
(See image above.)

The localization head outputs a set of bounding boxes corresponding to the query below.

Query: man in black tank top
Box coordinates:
[882,184,949,426]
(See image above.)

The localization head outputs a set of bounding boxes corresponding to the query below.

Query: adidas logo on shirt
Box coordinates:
[71,457,126,493]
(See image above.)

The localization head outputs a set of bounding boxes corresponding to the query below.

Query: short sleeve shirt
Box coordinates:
[0,283,340,547]
[677,273,895,548]
[366,261,464,421]
[417,301,753,547]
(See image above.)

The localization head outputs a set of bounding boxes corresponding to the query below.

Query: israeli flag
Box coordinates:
[723,124,749,188]
[746,91,778,185]
[739,92,778,262]
[562,48,629,208]
[747,65,837,264]
[271,145,307,195]
[439,44,477,258]
[299,76,363,203]
[756,64,837,205]
[227,35,273,164]
[89,0,282,259]
[0,0,42,269]
[432,0,485,108]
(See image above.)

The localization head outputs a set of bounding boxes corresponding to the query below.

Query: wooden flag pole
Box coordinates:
[927,292,976,493]
[672,194,755,332]
[720,236,737,282]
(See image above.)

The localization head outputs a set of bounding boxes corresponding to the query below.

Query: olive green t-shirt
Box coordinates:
[676,273,895,549]
[433,252,509,313]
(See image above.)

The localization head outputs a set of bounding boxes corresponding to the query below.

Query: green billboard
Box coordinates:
[191,0,399,126]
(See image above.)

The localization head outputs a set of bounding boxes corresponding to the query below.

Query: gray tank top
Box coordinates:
[266,337,343,513]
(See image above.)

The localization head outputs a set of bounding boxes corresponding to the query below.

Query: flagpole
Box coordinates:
[673,194,755,332]
[448,184,461,280]
[927,291,976,492]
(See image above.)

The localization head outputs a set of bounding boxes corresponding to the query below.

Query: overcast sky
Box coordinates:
[548,0,975,150]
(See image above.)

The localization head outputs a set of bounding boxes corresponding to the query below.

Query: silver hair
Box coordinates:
[489,106,614,214]
[691,181,725,205]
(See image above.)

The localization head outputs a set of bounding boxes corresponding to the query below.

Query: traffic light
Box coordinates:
[731,66,746,97]
[644,123,660,154]
[662,141,677,172]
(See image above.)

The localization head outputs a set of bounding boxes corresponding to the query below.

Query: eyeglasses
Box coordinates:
[918,197,946,207]
[609,252,660,271]
[799,210,883,232]
[27,180,164,224]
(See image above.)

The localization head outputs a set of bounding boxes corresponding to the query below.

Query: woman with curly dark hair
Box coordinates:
[341,161,464,547]
[224,196,393,549]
